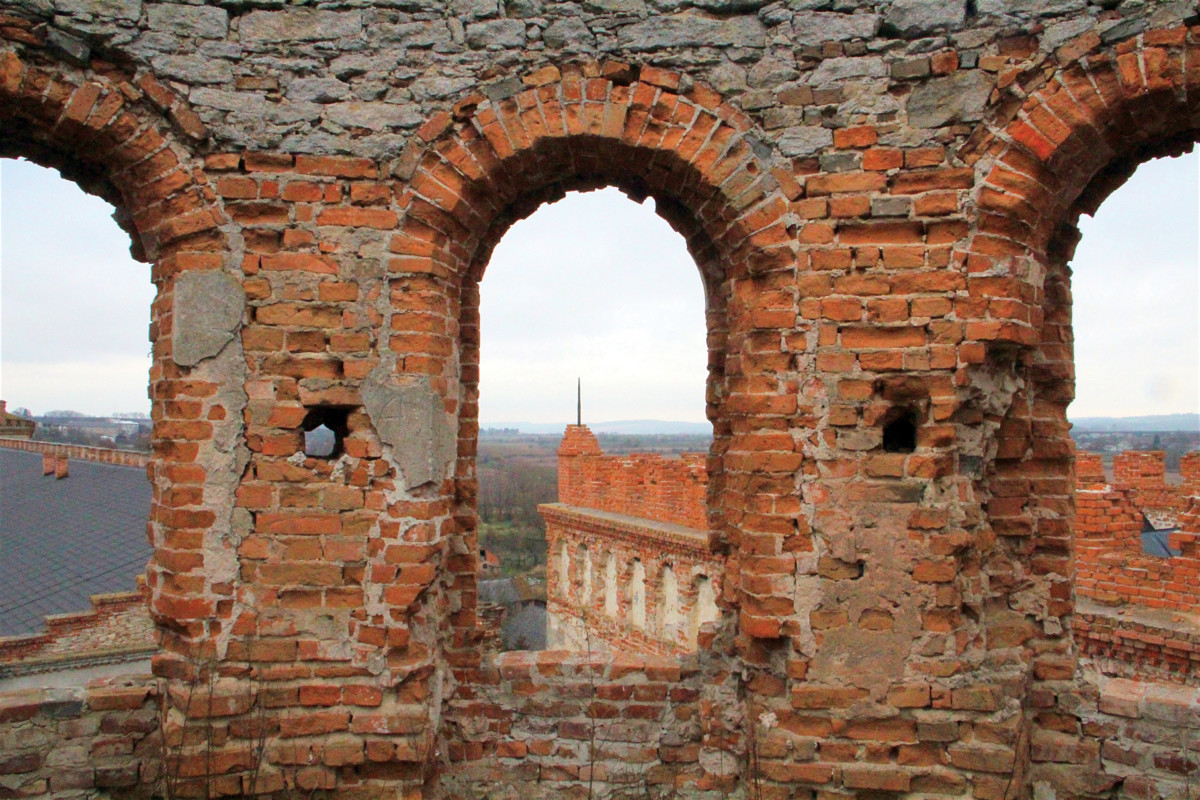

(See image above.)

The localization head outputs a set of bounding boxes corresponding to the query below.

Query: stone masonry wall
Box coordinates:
[0,677,159,800]
[3,0,1200,796]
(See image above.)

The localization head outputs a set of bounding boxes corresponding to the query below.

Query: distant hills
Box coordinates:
[1070,413,1199,432]
[482,419,712,435]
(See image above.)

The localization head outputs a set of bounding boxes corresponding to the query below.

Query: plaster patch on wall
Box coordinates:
[172,271,245,367]
[362,362,455,489]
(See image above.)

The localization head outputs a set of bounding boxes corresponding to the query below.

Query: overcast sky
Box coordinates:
[1,153,1196,423]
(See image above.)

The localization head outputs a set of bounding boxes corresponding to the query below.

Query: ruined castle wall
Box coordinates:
[2,0,1200,796]
[0,438,149,469]
[544,504,721,657]
[545,425,721,656]
[0,593,155,671]
[0,678,159,799]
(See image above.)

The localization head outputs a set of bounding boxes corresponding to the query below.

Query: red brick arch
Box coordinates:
[388,61,796,654]
[962,24,1200,705]
[0,41,235,654]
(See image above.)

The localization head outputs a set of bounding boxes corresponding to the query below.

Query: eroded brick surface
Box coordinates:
[1,1,1199,797]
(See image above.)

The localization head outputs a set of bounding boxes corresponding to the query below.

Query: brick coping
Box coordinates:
[0,437,149,468]
[538,503,716,553]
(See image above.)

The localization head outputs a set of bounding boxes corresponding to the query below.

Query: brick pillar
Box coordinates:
[42,452,55,476]
[1112,450,1166,489]
[1181,451,1200,497]
[55,456,68,479]
[1075,451,1105,486]
[556,425,601,505]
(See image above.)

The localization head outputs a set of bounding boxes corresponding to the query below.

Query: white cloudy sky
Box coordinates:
[1,153,1196,423]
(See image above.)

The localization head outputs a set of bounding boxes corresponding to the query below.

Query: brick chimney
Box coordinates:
[42,452,55,476]
[0,400,7,414]
[55,455,69,479]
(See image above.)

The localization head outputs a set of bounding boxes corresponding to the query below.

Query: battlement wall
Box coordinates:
[555,425,707,531]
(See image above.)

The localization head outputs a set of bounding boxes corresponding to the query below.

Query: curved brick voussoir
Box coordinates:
[0,37,241,681]
[399,61,794,290]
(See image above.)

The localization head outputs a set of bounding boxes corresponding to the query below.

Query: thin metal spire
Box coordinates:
[577,378,581,426]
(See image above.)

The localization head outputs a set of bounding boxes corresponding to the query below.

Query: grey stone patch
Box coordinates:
[808,55,887,83]
[45,29,90,66]
[748,55,798,88]
[362,365,456,490]
[240,9,363,42]
[266,101,323,125]
[872,196,911,217]
[778,125,832,157]
[483,76,524,101]
[542,16,595,49]
[453,0,501,18]
[465,18,527,48]
[1150,0,1199,27]
[791,11,879,45]
[975,0,1085,16]
[891,57,931,79]
[330,53,397,80]
[708,60,748,94]
[618,12,766,50]
[53,0,140,20]
[152,54,233,85]
[1098,16,1146,44]
[147,4,229,38]
[1040,15,1095,51]
[326,101,423,130]
[691,0,771,9]
[409,74,480,101]
[173,272,245,368]
[287,77,352,103]
[819,151,859,172]
[369,20,454,48]
[906,69,991,128]
[191,87,265,115]
[884,0,966,36]
[584,0,647,13]
[509,0,544,14]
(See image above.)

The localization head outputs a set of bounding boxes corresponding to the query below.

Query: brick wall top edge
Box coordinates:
[0,437,149,468]
[541,503,715,552]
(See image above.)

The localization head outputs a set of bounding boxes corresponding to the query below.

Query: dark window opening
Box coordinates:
[302,407,350,458]
[882,411,917,454]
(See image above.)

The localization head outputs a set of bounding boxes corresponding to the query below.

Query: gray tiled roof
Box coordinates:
[0,449,152,637]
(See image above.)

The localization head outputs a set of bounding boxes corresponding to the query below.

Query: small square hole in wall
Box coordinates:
[882,409,917,454]
[302,407,351,458]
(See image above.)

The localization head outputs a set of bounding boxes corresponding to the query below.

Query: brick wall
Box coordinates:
[0,591,155,670]
[440,650,718,798]
[556,425,708,530]
[1075,487,1200,616]
[1073,454,1200,682]
[544,426,721,656]
[543,505,721,657]
[0,677,158,798]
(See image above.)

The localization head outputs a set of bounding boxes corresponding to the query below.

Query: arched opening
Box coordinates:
[1070,152,1198,469]
[604,550,618,618]
[973,46,1200,701]
[471,186,715,654]
[629,558,646,631]
[0,156,157,657]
